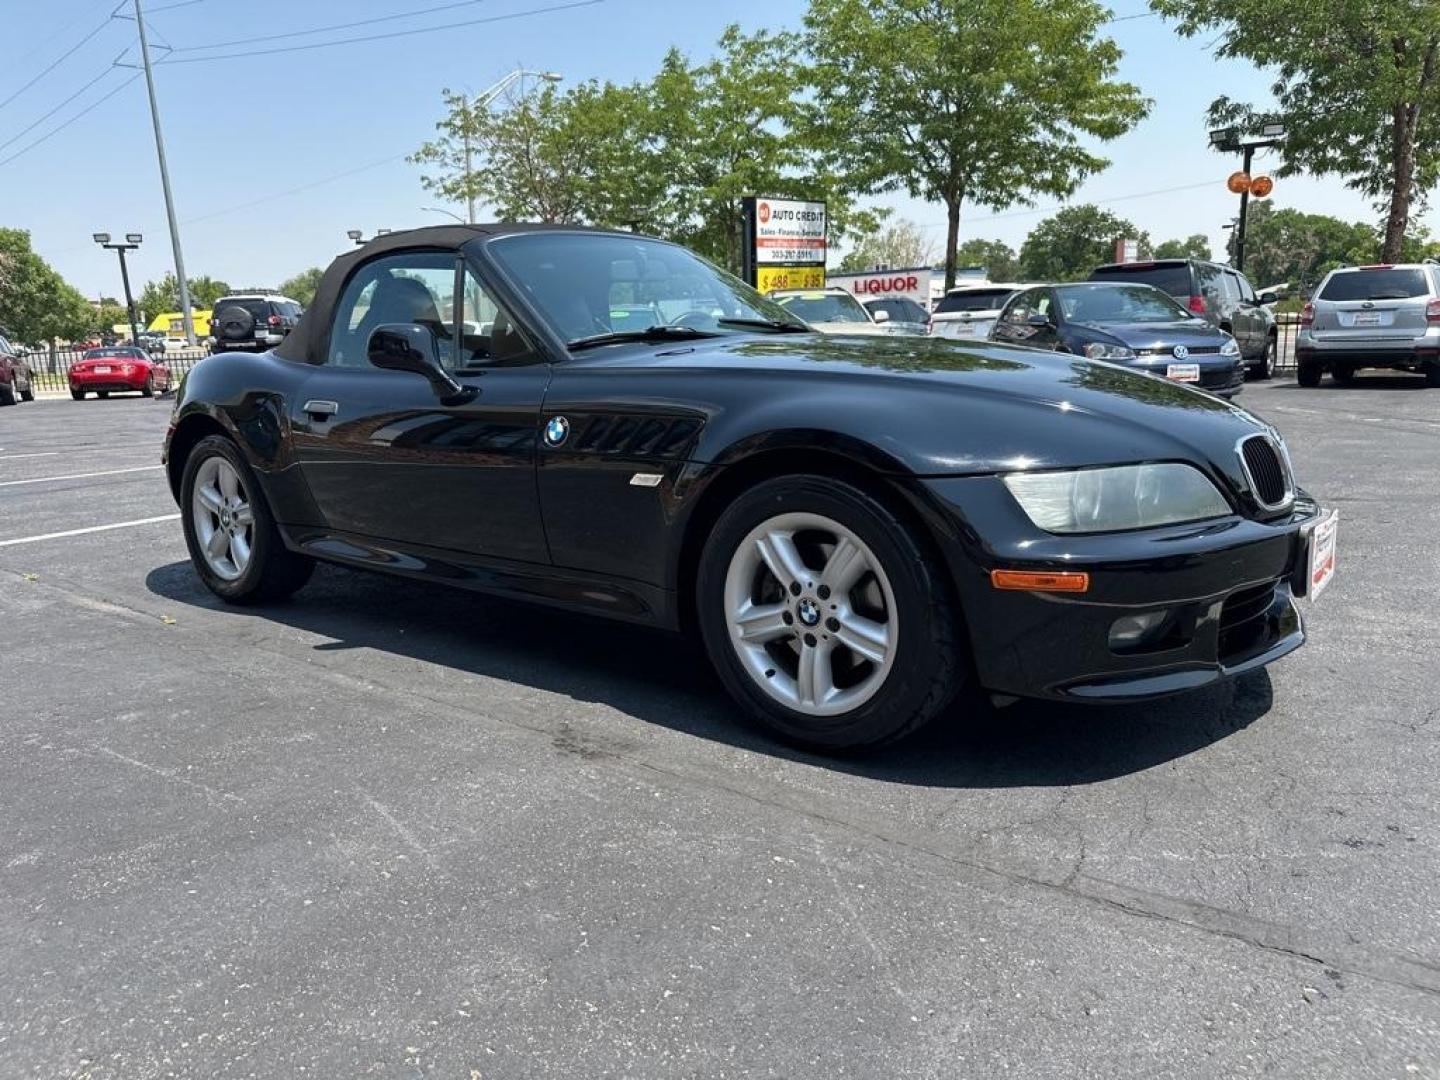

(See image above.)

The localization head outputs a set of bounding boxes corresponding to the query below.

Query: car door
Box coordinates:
[286,251,552,566]
[1230,271,1263,357]
[992,288,1058,348]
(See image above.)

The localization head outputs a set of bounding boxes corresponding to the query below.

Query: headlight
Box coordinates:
[1003,463,1232,533]
[1220,336,1241,357]
[1084,342,1135,360]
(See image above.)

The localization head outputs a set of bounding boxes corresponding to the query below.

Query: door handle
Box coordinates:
[303,399,338,421]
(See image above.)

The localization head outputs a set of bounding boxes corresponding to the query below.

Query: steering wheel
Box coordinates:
[669,309,720,330]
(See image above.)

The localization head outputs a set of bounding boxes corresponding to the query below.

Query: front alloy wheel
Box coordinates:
[724,512,897,716]
[698,475,964,751]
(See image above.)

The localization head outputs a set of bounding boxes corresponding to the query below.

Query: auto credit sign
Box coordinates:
[743,196,827,293]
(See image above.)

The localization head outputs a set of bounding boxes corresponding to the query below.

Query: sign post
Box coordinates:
[742,196,827,294]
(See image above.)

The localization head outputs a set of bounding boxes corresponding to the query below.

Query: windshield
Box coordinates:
[774,292,871,324]
[935,288,1016,313]
[486,232,809,344]
[1057,283,1193,324]
[1320,268,1428,301]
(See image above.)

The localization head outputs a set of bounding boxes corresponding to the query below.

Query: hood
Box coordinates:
[581,333,1278,490]
[1074,318,1230,351]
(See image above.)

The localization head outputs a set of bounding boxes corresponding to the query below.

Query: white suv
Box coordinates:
[769,287,903,336]
[929,283,1030,341]
[1296,263,1440,387]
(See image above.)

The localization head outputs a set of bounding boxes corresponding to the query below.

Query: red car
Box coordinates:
[69,346,172,400]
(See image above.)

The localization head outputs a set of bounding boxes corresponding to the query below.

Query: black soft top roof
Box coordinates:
[274,222,633,364]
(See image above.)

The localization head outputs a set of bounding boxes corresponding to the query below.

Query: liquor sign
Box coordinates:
[829,268,936,308]
[742,197,827,293]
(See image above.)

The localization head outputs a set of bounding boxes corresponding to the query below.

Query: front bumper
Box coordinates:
[917,475,1325,702]
[1127,357,1245,397]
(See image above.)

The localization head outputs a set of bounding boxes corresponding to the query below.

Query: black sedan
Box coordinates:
[991,282,1246,397]
[162,225,1335,752]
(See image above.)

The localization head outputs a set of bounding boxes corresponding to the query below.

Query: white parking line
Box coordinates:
[0,452,60,460]
[0,514,181,548]
[0,465,163,488]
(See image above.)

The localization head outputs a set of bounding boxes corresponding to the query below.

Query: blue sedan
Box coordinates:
[991,281,1245,397]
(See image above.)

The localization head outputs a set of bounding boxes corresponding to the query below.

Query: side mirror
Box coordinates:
[367,323,470,403]
[871,309,891,324]
[1256,291,1278,305]
[1026,312,1052,329]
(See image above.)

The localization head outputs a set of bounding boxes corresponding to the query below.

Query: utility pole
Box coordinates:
[1234,144,1255,273]
[134,0,195,345]
[459,70,562,226]
[1209,122,1285,275]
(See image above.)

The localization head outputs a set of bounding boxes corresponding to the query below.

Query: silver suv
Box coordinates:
[1295,263,1440,387]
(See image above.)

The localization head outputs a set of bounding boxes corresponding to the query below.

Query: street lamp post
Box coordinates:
[1209,122,1286,273]
[92,232,144,345]
[458,69,562,224]
[421,207,467,224]
[346,229,392,246]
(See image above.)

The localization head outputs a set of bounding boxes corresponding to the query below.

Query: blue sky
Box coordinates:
[0,0,1423,298]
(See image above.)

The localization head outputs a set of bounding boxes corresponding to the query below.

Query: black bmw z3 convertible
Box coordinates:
[163,224,1338,752]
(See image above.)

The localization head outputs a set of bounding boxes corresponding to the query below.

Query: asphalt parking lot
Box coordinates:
[2,378,1438,1079]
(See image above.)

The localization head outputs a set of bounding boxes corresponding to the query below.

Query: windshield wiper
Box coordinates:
[716,317,812,334]
[566,325,715,351]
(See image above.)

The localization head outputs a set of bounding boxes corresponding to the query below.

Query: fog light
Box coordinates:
[1109,610,1169,651]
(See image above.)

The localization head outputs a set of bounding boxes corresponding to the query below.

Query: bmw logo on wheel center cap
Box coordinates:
[1172,344,1189,360]
[544,416,570,447]
[796,598,821,627]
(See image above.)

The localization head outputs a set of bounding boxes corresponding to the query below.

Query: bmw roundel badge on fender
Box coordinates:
[544,416,570,447]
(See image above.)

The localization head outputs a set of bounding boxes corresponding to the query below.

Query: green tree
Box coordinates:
[838,218,936,270]
[955,238,1021,281]
[1153,0,1440,262]
[1154,234,1211,260]
[803,0,1149,288]
[93,301,133,336]
[139,273,231,321]
[1018,205,1147,280]
[1225,202,1384,289]
[0,228,93,342]
[278,267,324,308]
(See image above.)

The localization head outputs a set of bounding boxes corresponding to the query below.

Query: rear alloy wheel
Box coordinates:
[697,475,963,751]
[181,435,314,604]
[1251,336,1277,380]
[1297,362,1322,388]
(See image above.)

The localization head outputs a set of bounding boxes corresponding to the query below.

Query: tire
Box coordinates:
[1332,365,1356,385]
[213,304,257,349]
[1426,364,1440,388]
[1250,336,1277,380]
[19,383,34,402]
[696,474,964,752]
[1297,362,1322,388]
[142,373,154,398]
[70,388,85,401]
[0,378,14,406]
[97,390,109,399]
[180,435,314,605]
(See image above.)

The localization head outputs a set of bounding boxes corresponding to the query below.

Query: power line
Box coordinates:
[0,64,117,155]
[918,179,1227,232]
[182,153,410,224]
[0,15,115,112]
[0,73,141,170]
[156,0,604,64]
[170,0,496,53]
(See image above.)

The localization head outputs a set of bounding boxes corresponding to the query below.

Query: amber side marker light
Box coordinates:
[990,569,1091,593]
